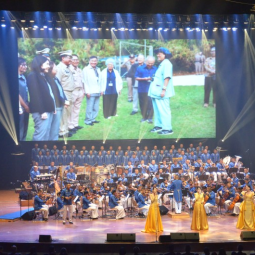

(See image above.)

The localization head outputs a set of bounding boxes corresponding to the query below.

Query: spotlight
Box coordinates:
[48,28,53,30]
[158,27,162,31]
[11,27,14,29]
[196,27,200,31]
[111,27,115,30]
[148,27,153,30]
[33,25,38,29]
[186,27,190,31]
[138,140,141,144]
[222,139,224,142]
[175,140,178,143]
[119,27,125,31]
[43,26,47,29]
[1,24,6,27]
[103,140,105,144]
[57,27,61,30]
[222,27,227,31]
[72,26,77,30]
[232,27,237,31]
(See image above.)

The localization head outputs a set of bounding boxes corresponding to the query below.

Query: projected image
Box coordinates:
[18,39,216,141]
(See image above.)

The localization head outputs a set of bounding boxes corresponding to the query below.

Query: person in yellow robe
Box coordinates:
[236,185,255,230]
[142,187,164,233]
[191,186,209,230]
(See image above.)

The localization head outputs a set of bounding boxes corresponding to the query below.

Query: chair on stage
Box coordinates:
[33,210,44,221]
[131,198,145,217]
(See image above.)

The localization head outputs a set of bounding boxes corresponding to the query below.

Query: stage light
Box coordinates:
[222,139,224,142]
[175,140,178,143]
[138,140,141,144]
[222,27,227,31]
[196,28,200,31]
[111,27,115,30]
[148,27,153,30]
[57,27,61,30]
[1,24,6,27]
[232,27,237,31]
[48,28,52,30]
[43,25,47,29]
[30,20,34,23]
[164,28,168,31]
[21,20,26,23]
[186,27,190,31]
[33,25,38,29]
[11,26,14,29]
[158,27,162,31]
[119,27,125,31]
[103,140,105,144]
[72,26,77,30]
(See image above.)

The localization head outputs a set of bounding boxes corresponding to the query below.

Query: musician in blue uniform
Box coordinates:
[118,173,127,183]
[158,150,166,163]
[114,151,123,165]
[135,147,142,159]
[71,145,79,156]
[48,162,57,174]
[180,151,187,165]
[41,145,50,155]
[170,160,181,177]
[140,151,150,165]
[152,173,160,185]
[204,158,217,181]
[77,151,86,166]
[56,192,64,215]
[96,151,104,166]
[137,188,150,216]
[149,160,158,173]
[132,168,140,179]
[201,149,211,163]
[68,151,77,165]
[216,158,227,182]
[211,149,220,163]
[104,174,113,183]
[44,151,52,166]
[150,151,158,164]
[104,151,113,165]
[91,146,98,156]
[36,151,44,166]
[60,151,69,165]
[232,172,239,188]
[30,166,40,181]
[169,175,184,214]
[228,157,236,168]
[32,144,40,162]
[80,146,89,156]
[66,168,76,181]
[109,146,115,157]
[87,151,96,166]
[34,189,49,221]
[188,151,197,162]
[99,146,107,157]
[82,191,99,219]
[151,145,160,156]
[73,185,84,212]
[61,183,74,224]
[110,169,117,179]
[125,161,134,175]
[224,182,236,212]
[124,168,132,177]
[204,186,216,215]
[51,151,61,166]
[125,146,133,158]
[51,145,59,156]
[60,146,69,155]
[129,153,139,165]
[109,190,125,219]
[116,146,124,156]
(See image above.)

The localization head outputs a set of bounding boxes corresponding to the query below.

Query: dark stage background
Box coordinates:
[0,6,255,189]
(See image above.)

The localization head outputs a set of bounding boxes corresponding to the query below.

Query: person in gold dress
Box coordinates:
[142,187,164,233]
[236,185,255,230]
[191,187,209,230]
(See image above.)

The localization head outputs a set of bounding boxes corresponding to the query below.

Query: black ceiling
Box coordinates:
[0,0,254,14]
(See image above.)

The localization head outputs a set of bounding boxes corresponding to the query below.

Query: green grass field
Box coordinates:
[26,81,215,141]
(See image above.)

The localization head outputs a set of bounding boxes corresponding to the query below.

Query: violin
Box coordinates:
[228,193,241,210]
[204,192,209,204]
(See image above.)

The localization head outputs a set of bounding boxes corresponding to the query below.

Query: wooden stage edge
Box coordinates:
[1,190,255,253]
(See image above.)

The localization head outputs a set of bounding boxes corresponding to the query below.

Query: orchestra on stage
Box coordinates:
[23,143,255,230]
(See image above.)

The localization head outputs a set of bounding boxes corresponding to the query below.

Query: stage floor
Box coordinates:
[0,190,254,253]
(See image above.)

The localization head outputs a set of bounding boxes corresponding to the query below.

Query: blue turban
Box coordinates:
[154,47,172,58]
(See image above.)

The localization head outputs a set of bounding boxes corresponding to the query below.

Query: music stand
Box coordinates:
[198,175,208,182]
[77,174,85,181]
[127,177,133,183]
[208,167,218,173]
[158,178,165,184]
[172,167,181,173]
[195,167,200,171]
[239,167,245,173]
[229,168,238,174]
[113,177,119,183]
[249,173,255,180]
[161,174,169,180]
[40,169,49,174]
[239,180,245,185]
[236,173,244,179]
[108,183,117,189]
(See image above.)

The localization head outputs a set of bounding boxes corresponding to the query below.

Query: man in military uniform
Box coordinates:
[204,46,216,108]
[56,50,74,138]
[69,54,84,131]
[194,52,202,75]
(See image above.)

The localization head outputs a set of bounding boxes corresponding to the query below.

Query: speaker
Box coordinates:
[185,233,199,241]
[49,206,57,216]
[107,233,136,242]
[170,232,185,241]
[159,235,171,242]
[21,210,35,221]
[121,233,135,242]
[39,235,52,242]
[159,205,169,215]
[107,233,122,241]
[240,231,255,240]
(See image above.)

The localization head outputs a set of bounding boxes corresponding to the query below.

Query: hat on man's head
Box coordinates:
[58,50,72,57]
[210,46,216,52]
[129,54,136,59]
[154,47,172,58]
[36,48,50,57]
